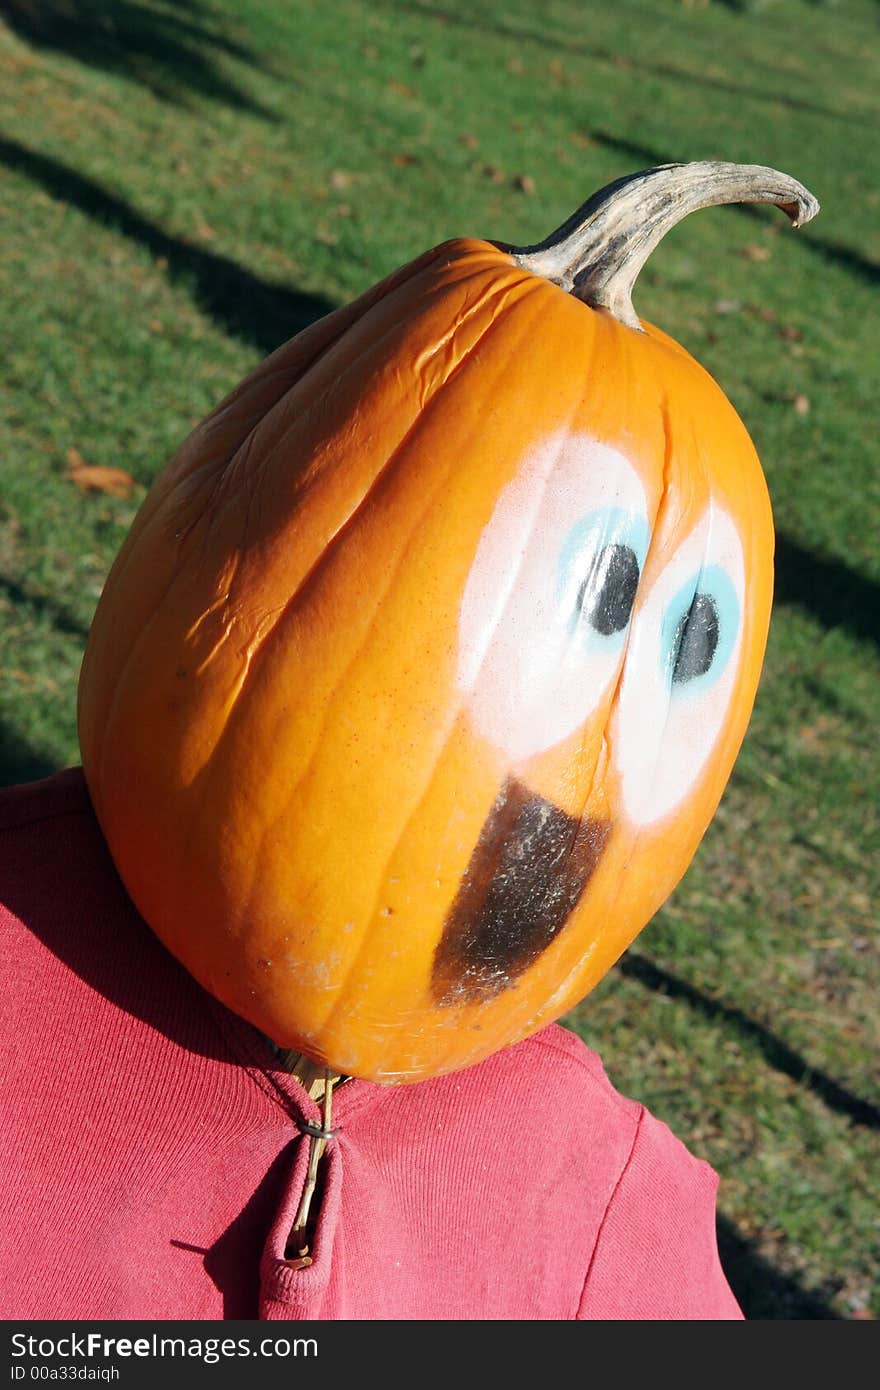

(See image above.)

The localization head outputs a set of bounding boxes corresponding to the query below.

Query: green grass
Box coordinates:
[1,0,877,1319]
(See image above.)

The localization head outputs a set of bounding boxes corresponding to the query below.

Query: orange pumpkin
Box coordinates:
[77,162,818,1083]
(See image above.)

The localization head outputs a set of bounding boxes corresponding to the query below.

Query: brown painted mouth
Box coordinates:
[430,776,611,1006]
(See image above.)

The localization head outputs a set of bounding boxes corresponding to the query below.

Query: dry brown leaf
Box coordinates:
[459,133,479,149]
[330,169,353,190]
[67,448,134,498]
[482,164,505,184]
[391,152,418,167]
[742,243,771,261]
[388,79,416,99]
[792,392,810,415]
[513,174,536,195]
[195,222,215,241]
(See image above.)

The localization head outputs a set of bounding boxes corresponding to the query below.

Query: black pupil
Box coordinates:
[672,592,719,684]
[577,544,640,636]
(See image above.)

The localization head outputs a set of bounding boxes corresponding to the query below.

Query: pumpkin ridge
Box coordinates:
[89,424,270,818]
[559,315,648,800]
[89,529,204,821]
[564,334,672,827]
[409,272,523,411]
[224,468,449,964]
[596,385,685,835]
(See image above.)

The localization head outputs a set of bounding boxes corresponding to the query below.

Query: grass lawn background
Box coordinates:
[0,0,877,1318]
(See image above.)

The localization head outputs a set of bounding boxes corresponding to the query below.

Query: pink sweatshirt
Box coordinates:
[0,770,741,1320]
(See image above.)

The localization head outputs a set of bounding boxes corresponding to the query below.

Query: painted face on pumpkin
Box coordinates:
[443,432,746,1003]
[457,431,745,821]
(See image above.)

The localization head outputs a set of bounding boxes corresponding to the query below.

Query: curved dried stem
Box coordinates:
[511,161,819,330]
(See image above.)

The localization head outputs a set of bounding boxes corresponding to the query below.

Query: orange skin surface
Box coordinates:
[78,238,774,1083]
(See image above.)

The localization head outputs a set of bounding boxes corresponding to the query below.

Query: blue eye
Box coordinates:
[660,564,739,694]
[558,508,650,641]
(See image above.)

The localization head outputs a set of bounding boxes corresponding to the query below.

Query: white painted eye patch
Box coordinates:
[613,504,745,825]
[456,433,650,763]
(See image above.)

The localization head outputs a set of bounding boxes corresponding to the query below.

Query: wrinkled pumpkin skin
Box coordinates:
[77,237,773,1082]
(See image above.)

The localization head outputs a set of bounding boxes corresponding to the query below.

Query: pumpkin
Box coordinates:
[77,161,818,1084]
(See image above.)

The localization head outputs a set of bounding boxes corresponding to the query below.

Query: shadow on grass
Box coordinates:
[619,952,880,1130]
[775,536,880,649]
[621,950,874,1317]
[0,575,91,644]
[0,136,336,355]
[383,0,880,129]
[716,1215,840,1319]
[0,719,61,787]
[0,0,276,119]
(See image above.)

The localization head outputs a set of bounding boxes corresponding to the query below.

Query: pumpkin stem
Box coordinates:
[510,161,819,330]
